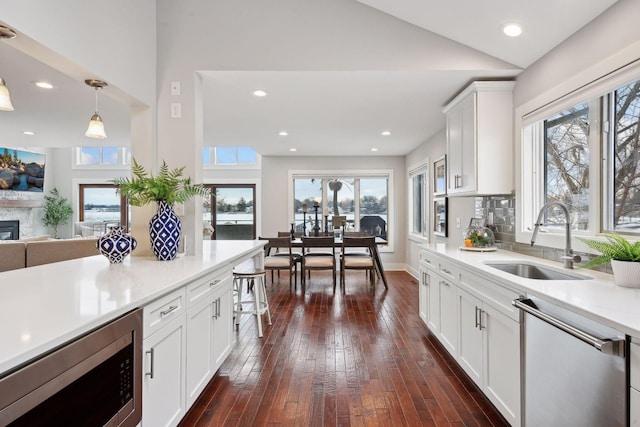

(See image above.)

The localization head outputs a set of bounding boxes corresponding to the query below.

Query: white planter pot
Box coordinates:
[611,259,640,288]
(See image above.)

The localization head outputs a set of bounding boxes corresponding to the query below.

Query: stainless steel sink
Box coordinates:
[484,262,591,280]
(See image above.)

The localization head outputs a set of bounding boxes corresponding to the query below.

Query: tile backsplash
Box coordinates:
[474,194,610,274]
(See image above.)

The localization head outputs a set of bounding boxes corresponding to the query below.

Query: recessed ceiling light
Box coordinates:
[502,23,523,37]
[289,148,297,152]
[23,131,35,135]
[34,81,53,89]
[371,148,378,152]
[279,131,288,136]
[253,90,267,97]
[381,131,391,136]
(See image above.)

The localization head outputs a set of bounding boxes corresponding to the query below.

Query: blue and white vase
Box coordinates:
[97,226,137,263]
[149,201,182,261]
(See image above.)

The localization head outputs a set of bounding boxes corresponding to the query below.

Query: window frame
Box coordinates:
[288,169,394,252]
[72,146,131,169]
[408,161,429,243]
[77,183,129,231]
[203,146,262,170]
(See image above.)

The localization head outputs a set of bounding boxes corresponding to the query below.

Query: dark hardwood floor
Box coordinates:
[179,270,510,426]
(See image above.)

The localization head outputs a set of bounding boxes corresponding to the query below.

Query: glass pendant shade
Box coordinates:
[0,78,15,111]
[85,113,107,139]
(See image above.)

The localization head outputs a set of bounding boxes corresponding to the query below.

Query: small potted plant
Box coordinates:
[42,188,73,238]
[111,159,210,260]
[579,233,640,288]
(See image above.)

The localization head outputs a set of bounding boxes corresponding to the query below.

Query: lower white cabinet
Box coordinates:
[420,250,521,427]
[631,340,640,426]
[438,277,458,357]
[186,275,233,407]
[419,266,429,324]
[142,313,187,427]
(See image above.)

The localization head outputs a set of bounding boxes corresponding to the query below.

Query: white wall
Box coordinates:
[261,155,406,269]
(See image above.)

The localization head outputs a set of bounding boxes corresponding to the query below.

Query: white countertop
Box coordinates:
[0,240,265,377]
[421,243,640,337]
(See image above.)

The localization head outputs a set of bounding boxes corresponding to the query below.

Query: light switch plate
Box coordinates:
[171,81,180,96]
[170,103,181,118]
[456,218,461,228]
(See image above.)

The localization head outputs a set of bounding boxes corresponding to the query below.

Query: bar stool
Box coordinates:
[232,266,272,337]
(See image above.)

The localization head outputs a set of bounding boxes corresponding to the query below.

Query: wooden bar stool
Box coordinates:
[232,266,272,337]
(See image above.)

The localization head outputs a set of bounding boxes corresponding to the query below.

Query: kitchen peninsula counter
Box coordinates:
[0,240,266,377]
[421,243,640,337]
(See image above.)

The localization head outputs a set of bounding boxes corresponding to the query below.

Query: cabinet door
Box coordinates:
[438,278,458,357]
[446,105,463,194]
[427,271,441,333]
[419,267,429,325]
[211,281,233,371]
[142,316,187,427]
[458,93,477,193]
[186,297,215,408]
[483,302,521,427]
[631,387,640,426]
[457,288,483,386]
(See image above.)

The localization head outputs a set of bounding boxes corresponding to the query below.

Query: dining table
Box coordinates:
[291,236,389,289]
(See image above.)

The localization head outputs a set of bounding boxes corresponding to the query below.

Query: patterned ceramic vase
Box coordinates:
[149,201,182,261]
[97,226,137,263]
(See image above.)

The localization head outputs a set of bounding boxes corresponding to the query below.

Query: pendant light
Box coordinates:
[0,25,17,111]
[85,79,108,139]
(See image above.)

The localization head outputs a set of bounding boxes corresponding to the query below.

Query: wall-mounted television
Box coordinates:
[0,147,46,192]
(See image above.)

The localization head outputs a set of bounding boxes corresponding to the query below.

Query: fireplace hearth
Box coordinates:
[0,220,19,240]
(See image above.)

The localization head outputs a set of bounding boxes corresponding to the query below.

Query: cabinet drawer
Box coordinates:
[186,268,232,307]
[419,252,436,271]
[144,287,187,338]
[437,260,461,284]
[631,340,640,390]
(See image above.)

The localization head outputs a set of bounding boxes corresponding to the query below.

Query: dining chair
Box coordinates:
[340,236,376,293]
[260,236,300,291]
[301,236,336,293]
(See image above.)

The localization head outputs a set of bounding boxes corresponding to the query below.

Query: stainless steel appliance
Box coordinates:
[514,297,626,427]
[0,308,142,426]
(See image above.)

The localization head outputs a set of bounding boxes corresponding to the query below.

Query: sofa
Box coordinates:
[0,237,99,272]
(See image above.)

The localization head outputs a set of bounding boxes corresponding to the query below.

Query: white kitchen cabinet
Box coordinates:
[443,81,515,196]
[438,276,458,357]
[457,288,483,385]
[185,272,233,408]
[418,266,429,325]
[427,269,441,333]
[142,313,187,427]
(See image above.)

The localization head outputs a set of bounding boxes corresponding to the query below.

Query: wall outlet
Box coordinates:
[170,103,181,118]
[171,81,180,96]
[456,218,461,228]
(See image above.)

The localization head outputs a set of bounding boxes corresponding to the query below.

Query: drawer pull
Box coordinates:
[145,348,154,379]
[475,306,480,328]
[160,305,178,316]
[440,280,450,287]
[441,268,451,275]
[210,279,221,286]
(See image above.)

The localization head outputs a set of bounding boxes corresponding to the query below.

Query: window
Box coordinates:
[543,102,590,230]
[291,171,391,242]
[203,184,256,240]
[608,78,640,232]
[74,147,130,167]
[79,184,128,234]
[203,146,258,167]
[409,166,428,239]
[519,71,640,247]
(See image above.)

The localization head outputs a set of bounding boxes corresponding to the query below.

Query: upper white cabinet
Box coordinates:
[443,81,515,196]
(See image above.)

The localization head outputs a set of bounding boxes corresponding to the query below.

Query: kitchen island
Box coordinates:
[0,239,265,377]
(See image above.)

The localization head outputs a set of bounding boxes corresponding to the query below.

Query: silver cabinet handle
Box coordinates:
[425,272,430,285]
[478,309,485,330]
[454,174,462,188]
[212,299,218,319]
[210,279,221,287]
[441,268,451,275]
[475,306,480,329]
[217,297,221,318]
[160,305,178,316]
[145,348,154,378]
[439,280,450,287]
[513,297,625,357]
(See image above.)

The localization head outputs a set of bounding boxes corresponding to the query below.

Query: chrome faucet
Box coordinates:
[531,201,581,269]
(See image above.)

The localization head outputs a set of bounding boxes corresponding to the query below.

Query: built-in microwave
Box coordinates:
[0,308,142,426]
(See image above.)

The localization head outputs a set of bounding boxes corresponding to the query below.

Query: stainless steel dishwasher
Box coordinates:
[513,296,627,427]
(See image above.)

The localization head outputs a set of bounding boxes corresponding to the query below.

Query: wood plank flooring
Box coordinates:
[179,270,510,427]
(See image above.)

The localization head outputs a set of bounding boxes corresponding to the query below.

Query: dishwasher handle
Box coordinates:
[513,297,625,357]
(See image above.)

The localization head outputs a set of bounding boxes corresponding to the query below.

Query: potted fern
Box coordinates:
[111,159,210,260]
[579,233,640,288]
